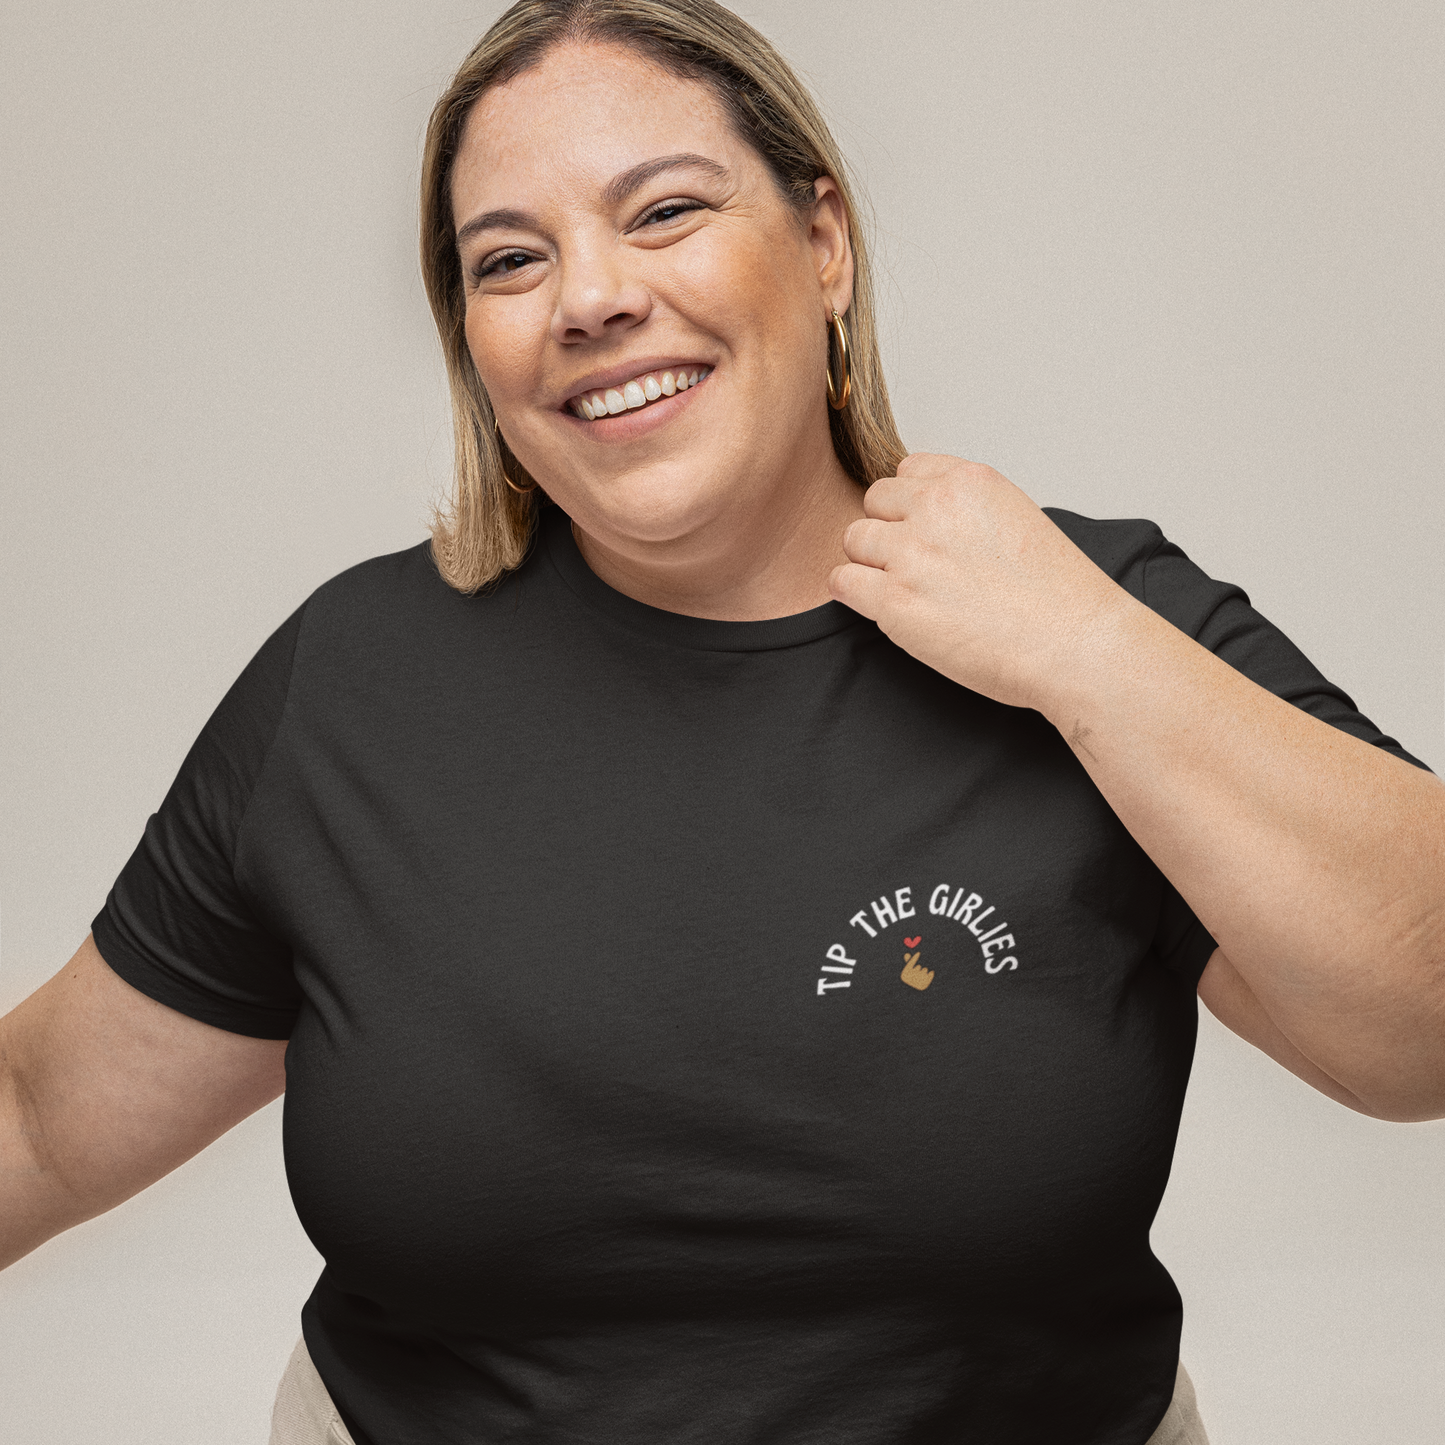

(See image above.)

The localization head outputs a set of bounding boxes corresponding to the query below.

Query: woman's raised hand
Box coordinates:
[828,453,1131,715]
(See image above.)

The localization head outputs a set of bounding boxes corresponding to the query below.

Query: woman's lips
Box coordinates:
[568,366,711,421]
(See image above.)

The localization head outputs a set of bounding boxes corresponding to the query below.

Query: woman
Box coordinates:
[3,2,1441,1442]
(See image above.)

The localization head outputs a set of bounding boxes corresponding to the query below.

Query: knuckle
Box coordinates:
[897,451,939,476]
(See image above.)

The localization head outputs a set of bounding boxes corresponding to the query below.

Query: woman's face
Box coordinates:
[450,42,854,555]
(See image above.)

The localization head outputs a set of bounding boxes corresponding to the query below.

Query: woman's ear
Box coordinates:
[808,176,855,317]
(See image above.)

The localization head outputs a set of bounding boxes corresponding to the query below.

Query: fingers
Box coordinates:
[865,453,980,519]
[899,451,984,477]
[862,475,909,520]
[828,560,888,619]
[835,515,898,618]
[841,516,892,568]
[896,451,949,474]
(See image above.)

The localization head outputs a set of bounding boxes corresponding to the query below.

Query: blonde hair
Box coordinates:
[420,0,906,593]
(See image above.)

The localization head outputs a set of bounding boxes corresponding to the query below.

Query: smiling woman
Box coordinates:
[418,0,903,600]
[3,2,1443,1445]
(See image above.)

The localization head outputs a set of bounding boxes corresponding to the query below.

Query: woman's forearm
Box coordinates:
[0,1125,107,1272]
[1042,594,1445,1118]
[0,1056,95,1271]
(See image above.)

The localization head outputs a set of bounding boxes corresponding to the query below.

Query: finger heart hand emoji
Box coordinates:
[900,953,934,991]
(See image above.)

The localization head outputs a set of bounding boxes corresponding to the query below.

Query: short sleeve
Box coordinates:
[1045,509,1433,987]
[1149,886,1219,986]
[1141,536,1430,772]
[91,605,308,1038]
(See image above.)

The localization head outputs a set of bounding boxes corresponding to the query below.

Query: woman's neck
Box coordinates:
[570,450,867,622]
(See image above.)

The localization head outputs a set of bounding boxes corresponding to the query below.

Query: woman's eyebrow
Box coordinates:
[455,207,538,249]
[602,152,729,206]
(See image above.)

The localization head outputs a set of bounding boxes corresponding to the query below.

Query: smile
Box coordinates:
[568,366,712,421]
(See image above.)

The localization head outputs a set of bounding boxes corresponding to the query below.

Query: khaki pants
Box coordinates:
[269,1338,356,1445]
[269,1336,1209,1444]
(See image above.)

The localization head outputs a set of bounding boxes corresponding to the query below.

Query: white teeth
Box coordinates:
[573,367,710,419]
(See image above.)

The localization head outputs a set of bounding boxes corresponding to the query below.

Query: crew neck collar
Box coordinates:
[540,505,866,654]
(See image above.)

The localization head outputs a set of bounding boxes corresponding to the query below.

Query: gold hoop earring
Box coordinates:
[825,309,851,412]
[493,417,537,495]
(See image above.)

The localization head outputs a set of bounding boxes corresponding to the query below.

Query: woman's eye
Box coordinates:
[638,200,703,227]
[476,251,535,279]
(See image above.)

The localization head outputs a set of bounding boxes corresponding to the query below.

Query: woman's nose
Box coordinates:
[550,249,652,344]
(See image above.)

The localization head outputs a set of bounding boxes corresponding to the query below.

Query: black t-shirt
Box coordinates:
[93,506,1425,1445]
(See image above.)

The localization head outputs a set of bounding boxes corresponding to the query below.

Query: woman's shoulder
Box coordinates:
[1041,508,1166,601]
[305,538,465,612]
[297,534,545,636]
[1042,507,1248,630]
[264,531,573,711]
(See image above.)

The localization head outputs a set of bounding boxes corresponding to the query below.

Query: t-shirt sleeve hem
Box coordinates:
[1159,919,1219,990]
[91,908,298,1040]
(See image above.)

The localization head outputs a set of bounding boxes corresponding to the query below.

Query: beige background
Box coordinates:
[2,1,1442,1441]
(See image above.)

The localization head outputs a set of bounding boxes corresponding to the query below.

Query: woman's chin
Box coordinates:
[559,465,757,552]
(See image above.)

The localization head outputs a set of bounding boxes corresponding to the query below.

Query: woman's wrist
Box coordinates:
[1026,579,1164,738]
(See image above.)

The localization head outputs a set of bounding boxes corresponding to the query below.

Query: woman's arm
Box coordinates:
[1196,948,1377,1115]
[831,454,1445,1121]
[0,935,287,1270]
[1043,587,1445,1121]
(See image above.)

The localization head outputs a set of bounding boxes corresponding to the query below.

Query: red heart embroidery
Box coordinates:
[904,936,921,948]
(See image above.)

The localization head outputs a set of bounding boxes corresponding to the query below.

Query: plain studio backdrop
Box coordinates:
[2,2,1442,1441]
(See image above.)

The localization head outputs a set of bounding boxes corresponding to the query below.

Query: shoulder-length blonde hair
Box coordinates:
[420,0,906,594]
